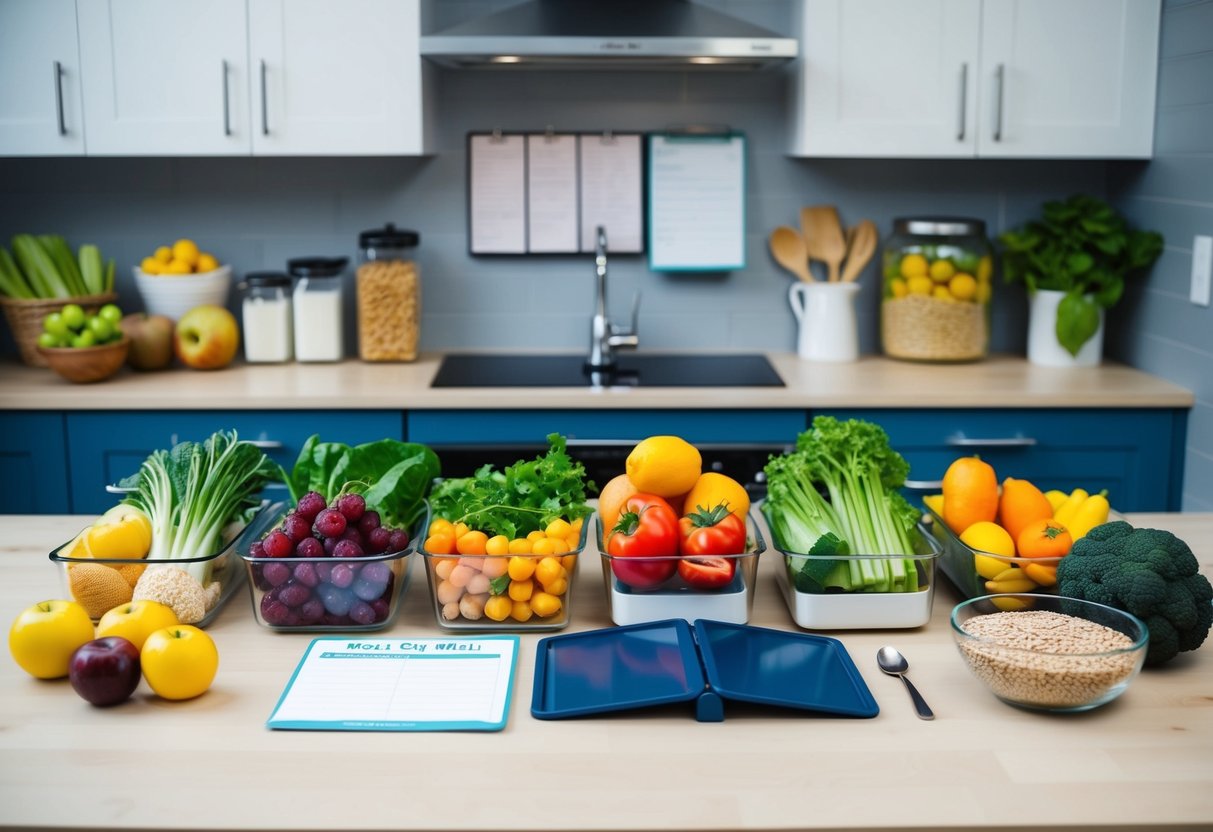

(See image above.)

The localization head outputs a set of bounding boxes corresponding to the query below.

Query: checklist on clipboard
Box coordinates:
[647,132,747,272]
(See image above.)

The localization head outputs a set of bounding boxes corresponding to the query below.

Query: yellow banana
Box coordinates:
[1053,488,1089,527]
[985,576,1038,593]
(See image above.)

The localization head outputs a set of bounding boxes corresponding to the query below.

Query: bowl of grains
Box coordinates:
[951,594,1148,713]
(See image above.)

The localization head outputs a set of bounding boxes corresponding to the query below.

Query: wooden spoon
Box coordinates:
[840,219,879,283]
[768,226,815,282]
[800,205,847,283]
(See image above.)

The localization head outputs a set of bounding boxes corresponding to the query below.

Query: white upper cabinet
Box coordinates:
[789,0,1160,158]
[0,0,85,155]
[77,0,251,155]
[249,0,427,155]
[977,0,1159,158]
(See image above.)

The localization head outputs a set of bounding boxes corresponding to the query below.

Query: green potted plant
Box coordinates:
[999,194,1163,367]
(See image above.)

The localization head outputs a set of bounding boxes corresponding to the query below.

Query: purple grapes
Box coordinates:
[250,494,410,628]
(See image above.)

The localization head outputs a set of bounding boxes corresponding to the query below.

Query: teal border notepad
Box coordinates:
[647,132,747,272]
[268,636,520,732]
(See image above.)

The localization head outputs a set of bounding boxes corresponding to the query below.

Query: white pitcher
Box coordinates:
[788,281,860,362]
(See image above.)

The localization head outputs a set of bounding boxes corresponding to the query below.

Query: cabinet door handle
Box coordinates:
[957,62,967,141]
[993,63,1005,142]
[105,484,133,494]
[946,433,1036,448]
[221,59,231,137]
[903,479,943,491]
[260,59,269,136]
[53,60,66,136]
[247,439,285,450]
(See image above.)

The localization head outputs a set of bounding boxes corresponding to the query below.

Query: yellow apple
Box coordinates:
[96,600,179,651]
[141,625,218,700]
[8,599,95,679]
[174,305,239,370]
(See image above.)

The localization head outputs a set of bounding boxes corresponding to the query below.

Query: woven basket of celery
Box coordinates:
[0,234,117,367]
[1,292,118,367]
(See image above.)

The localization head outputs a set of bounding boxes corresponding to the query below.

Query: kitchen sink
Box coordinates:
[431,353,784,388]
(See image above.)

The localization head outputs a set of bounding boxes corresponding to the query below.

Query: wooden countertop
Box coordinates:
[1,512,1210,832]
[0,353,1195,410]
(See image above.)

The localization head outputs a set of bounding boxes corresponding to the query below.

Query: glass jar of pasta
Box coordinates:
[880,217,994,362]
[356,223,420,362]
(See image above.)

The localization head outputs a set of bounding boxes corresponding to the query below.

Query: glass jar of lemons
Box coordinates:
[880,217,994,362]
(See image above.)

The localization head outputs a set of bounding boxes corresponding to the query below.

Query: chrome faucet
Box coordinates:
[587,226,639,369]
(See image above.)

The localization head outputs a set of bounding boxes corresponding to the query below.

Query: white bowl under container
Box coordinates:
[133,264,232,321]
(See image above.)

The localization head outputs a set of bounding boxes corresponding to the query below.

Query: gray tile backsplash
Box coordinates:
[1,3,1210,508]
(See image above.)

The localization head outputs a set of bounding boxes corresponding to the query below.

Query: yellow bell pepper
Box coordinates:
[1053,488,1089,528]
[1067,491,1110,541]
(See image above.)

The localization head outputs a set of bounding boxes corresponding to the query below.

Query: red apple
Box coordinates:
[120,313,175,370]
[174,305,239,370]
[68,636,141,707]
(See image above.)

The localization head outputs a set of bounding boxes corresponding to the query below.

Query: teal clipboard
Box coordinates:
[267,636,520,732]
[647,132,747,272]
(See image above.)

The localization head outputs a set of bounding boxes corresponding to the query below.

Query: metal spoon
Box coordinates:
[877,646,934,720]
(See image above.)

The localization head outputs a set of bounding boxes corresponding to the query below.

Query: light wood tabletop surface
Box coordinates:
[1,512,1210,832]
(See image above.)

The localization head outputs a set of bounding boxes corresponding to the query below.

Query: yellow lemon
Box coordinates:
[899,253,928,279]
[977,255,993,283]
[928,259,955,282]
[195,252,219,273]
[84,509,152,560]
[932,285,954,301]
[140,256,162,275]
[171,239,200,268]
[154,245,173,264]
[889,277,908,298]
[907,275,933,296]
[625,435,702,498]
[949,273,978,301]
[163,259,192,275]
[959,520,1016,581]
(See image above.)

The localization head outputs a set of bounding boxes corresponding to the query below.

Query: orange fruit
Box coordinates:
[596,473,640,536]
[941,456,999,535]
[997,477,1055,543]
[682,472,750,523]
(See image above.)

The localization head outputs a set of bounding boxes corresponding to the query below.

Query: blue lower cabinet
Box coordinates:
[66,411,403,516]
[407,409,807,446]
[0,412,71,513]
[817,408,1187,512]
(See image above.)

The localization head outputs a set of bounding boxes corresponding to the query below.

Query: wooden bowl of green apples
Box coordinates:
[36,302,129,383]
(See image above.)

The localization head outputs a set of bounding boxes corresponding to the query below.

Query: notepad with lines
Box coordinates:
[267,637,519,732]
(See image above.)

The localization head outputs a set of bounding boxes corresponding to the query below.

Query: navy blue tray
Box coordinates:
[531,619,878,722]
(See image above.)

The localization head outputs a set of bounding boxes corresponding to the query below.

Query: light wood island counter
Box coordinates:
[0,353,1195,410]
[1,512,1210,832]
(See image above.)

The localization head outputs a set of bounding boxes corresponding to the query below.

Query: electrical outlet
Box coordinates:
[1192,235,1212,307]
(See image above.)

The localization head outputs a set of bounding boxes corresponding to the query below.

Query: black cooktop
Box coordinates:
[431,354,784,388]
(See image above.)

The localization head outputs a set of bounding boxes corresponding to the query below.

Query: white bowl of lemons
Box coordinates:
[133,239,232,321]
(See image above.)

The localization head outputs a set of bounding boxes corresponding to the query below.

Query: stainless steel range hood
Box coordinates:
[421,0,798,71]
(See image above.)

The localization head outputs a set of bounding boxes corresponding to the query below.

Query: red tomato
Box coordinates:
[677,556,736,589]
[606,494,679,589]
[678,504,747,557]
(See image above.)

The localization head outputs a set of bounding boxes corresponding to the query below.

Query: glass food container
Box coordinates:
[289,257,347,363]
[356,223,420,362]
[239,271,293,363]
[880,217,994,362]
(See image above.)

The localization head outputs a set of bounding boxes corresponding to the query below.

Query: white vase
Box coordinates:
[1026,289,1104,368]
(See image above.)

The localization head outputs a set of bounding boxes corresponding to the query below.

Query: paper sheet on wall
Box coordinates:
[648,134,746,271]
[470,135,526,253]
[267,637,519,732]
[526,134,579,253]
[579,134,643,253]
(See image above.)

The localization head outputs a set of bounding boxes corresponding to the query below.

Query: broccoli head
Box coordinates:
[1056,520,1213,666]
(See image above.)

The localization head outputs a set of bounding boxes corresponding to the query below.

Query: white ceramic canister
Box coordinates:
[240,272,293,363]
[1027,288,1104,368]
[289,257,347,362]
[788,281,860,362]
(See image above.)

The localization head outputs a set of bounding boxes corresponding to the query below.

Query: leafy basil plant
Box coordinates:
[999,194,1163,356]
